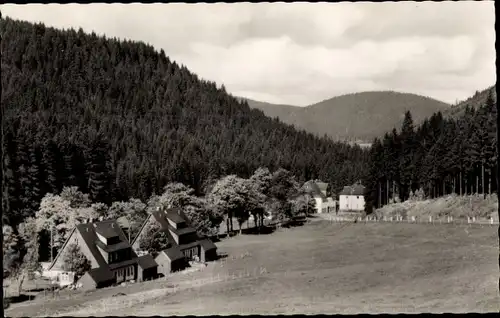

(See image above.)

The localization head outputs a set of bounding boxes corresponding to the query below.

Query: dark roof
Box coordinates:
[169,225,197,236]
[52,219,159,282]
[151,210,171,230]
[199,239,217,251]
[302,180,327,200]
[132,208,203,252]
[151,209,199,239]
[137,254,158,269]
[160,247,185,261]
[74,220,137,268]
[75,223,111,268]
[96,240,131,253]
[165,208,186,224]
[339,183,366,196]
[94,221,122,239]
[86,267,114,284]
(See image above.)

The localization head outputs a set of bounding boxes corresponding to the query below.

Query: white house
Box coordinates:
[339,182,366,212]
[302,180,336,214]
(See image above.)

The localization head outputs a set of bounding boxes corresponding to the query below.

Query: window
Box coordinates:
[129,266,134,277]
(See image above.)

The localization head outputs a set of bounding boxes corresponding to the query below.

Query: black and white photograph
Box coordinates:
[1,1,498,315]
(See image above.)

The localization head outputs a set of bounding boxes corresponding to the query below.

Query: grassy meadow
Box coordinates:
[5,216,498,316]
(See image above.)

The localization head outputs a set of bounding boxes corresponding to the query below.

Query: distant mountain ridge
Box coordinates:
[240,91,451,142]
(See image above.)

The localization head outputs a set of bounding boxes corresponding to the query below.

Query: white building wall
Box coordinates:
[340,195,365,211]
[339,195,349,211]
[314,197,322,213]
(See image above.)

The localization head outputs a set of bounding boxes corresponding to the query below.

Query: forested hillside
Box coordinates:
[365,87,497,212]
[243,91,451,142]
[444,85,497,118]
[1,17,369,227]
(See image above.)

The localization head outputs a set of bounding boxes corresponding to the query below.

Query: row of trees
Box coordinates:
[1,17,369,229]
[3,166,315,290]
[365,88,497,211]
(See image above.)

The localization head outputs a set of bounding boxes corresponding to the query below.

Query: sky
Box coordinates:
[1,2,496,106]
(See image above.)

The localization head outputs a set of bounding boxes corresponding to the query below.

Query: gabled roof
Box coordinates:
[199,238,217,251]
[159,247,185,262]
[49,219,136,271]
[165,207,186,224]
[85,267,114,284]
[302,180,327,200]
[132,207,217,257]
[96,240,131,253]
[339,183,366,196]
[170,226,197,236]
[137,254,158,270]
[94,221,121,239]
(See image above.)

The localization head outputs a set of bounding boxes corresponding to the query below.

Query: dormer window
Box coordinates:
[107,236,121,245]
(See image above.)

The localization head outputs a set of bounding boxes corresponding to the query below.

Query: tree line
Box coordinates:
[365,88,497,212]
[1,17,369,229]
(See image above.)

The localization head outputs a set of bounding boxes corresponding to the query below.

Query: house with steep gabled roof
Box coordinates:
[302,180,336,213]
[131,207,218,277]
[339,181,366,213]
[46,219,158,290]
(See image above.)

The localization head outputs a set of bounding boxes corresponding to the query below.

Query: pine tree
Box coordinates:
[399,111,416,201]
[85,137,113,204]
[41,141,58,194]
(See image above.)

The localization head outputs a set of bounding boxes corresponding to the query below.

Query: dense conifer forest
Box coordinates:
[1,17,369,227]
[364,87,497,212]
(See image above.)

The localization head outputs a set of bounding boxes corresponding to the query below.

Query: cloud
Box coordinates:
[1,2,496,106]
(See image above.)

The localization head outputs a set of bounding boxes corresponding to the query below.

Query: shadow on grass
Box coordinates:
[241,225,277,235]
[282,220,307,228]
[4,293,35,308]
[215,253,229,261]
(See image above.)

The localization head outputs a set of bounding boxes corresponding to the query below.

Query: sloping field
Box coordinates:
[6,219,498,316]
[375,194,499,222]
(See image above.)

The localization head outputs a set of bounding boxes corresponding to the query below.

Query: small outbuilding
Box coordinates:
[155,248,188,276]
[199,239,218,262]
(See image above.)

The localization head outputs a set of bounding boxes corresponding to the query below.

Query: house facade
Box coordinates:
[132,207,218,274]
[302,180,336,213]
[46,219,158,290]
[339,182,366,213]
